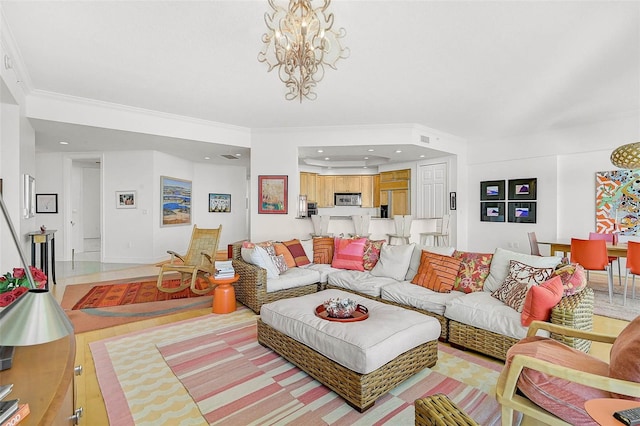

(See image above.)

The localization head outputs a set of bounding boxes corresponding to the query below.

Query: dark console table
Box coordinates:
[27,229,57,288]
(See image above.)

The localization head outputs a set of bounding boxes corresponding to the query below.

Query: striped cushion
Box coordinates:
[411,251,461,293]
[313,237,335,264]
[282,239,310,266]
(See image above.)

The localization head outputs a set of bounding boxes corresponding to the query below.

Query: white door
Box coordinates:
[418,163,447,219]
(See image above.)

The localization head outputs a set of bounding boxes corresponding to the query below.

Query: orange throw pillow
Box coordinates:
[274,242,296,268]
[411,251,461,293]
[282,239,310,266]
[520,276,564,326]
[312,237,335,264]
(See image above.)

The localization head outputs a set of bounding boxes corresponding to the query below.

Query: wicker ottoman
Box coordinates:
[259,289,441,412]
[415,393,479,426]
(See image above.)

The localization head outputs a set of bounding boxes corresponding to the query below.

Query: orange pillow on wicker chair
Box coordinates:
[411,251,461,293]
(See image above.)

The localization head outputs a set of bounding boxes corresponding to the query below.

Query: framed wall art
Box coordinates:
[161,176,192,226]
[258,175,288,214]
[23,174,35,218]
[209,193,231,213]
[480,180,505,201]
[449,192,457,210]
[480,202,505,222]
[116,191,136,209]
[596,170,640,235]
[36,193,58,213]
[508,202,537,223]
[508,178,537,200]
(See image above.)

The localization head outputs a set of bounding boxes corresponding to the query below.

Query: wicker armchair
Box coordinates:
[447,287,594,361]
[230,242,319,313]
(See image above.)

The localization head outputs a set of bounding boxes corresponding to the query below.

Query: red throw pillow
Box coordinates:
[282,239,310,266]
[331,237,367,271]
[411,251,461,293]
[521,276,564,326]
[312,237,334,264]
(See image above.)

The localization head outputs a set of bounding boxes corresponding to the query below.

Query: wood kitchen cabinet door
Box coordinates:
[300,172,317,202]
[317,175,335,207]
[361,175,374,207]
[334,176,361,193]
[391,189,410,216]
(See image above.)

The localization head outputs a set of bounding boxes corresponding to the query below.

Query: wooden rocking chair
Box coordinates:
[157,225,222,295]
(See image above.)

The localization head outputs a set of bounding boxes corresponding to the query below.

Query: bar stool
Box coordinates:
[387,215,412,245]
[419,215,450,246]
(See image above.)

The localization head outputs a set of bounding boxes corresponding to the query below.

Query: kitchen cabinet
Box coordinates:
[317,175,335,207]
[361,175,374,207]
[391,189,410,216]
[299,172,317,202]
[380,169,410,182]
[334,176,361,193]
[373,174,380,207]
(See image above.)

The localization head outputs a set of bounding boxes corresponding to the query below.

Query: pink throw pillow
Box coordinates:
[331,237,367,271]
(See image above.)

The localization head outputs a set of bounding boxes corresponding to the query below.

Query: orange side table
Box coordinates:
[208,274,239,314]
[585,398,640,425]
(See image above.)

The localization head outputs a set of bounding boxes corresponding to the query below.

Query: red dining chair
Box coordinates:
[570,238,614,303]
[624,241,640,306]
[588,232,621,285]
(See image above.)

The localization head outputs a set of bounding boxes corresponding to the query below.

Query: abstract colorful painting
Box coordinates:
[596,170,640,235]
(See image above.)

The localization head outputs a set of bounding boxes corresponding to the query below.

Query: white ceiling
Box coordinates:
[1,1,638,167]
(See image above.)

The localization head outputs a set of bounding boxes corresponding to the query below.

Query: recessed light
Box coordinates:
[395,150,402,153]
[204,156,211,160]
[419,154,425,158]
[363,166,368,169]
[59,141,69,145]
[367,149,374,152]
[317,149,324,153]
[235,153,241,157]
[364,157,369,160]
[324,157,330,160]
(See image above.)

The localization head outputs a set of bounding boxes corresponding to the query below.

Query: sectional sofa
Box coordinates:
[230,238,594,361]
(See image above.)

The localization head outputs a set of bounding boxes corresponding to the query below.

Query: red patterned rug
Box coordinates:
[71,279,213,310]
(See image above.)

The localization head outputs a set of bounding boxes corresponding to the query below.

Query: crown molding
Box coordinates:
[0,6,33,95]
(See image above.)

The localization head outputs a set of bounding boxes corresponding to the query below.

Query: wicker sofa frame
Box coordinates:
[257,319,438,412]
[231,243,319,313]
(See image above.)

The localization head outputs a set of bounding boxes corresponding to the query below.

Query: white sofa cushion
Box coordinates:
[405,244,456,281]
[242,245,280,279]
[483,247,562,293]
[370,243,415,281]
[266,267,320,292]
[444,291,543,340]
[381,282,465,316]
[328,270,398,297]
[259,289,441,374]
[302,263,343,284]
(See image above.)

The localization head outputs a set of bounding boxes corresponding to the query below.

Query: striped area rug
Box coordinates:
[91,309,504,425]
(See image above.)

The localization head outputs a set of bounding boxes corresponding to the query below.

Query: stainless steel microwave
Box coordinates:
[334,193,362,206]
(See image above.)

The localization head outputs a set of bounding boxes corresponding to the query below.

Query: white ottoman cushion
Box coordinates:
[260,289,441,374]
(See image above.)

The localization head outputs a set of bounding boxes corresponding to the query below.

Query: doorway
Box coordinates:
[70,158,101,262]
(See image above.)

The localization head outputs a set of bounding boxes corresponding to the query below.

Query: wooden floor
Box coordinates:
[57,263,630,426]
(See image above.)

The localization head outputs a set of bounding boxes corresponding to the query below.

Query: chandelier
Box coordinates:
[258,0,350,102]
[611,142,640,169]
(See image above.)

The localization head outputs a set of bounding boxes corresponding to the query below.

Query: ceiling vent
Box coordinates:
[420,135,430,143]
[220,154,239,160]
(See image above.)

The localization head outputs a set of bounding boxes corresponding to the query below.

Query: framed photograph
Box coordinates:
[116,191,137,209]
[161,176,192,226]
[209,193,231,213]
[449,192,457,210]
[36,193,58,214]
[480,180,505,201]
[480,202,505,222]
[508,178,537,200]
[258,175,288,214]
[508,202,537,223]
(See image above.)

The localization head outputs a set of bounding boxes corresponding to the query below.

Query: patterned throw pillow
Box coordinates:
[362,240,385,270]
[452,251,493,293]
[242,240,275,256]
[271,254,288,274]
[552,263,587,296]
[313,237,335,264]
[282,239,310,266]
[411,251,462,293]
[492,260,555,312]
[331,237,367,271]
[273,242,296,268]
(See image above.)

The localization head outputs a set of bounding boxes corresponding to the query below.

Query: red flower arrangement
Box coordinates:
[0,266,47,307]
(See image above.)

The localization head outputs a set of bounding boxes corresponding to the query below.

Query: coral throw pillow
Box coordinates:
[273,242,296,268]
[521,276,564,326]
[452,250,493,293]
[313,237,335,264]
[609,316,640,400]
[282,239,310,266]
[411,251,462,293]
[363,239,385,271]
[331,237,367,271]
[492,260,555,312]
[552,263,587,296]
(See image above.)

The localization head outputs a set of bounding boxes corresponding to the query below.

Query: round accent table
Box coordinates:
[208,274,240,314]
[585,398,640,426]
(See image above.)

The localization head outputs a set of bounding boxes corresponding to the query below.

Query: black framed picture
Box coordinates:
[508,178,537,200]
[449,192,457,210]
[36,193,58,214]
[480,180,505,201]
[508,202,537,223]
[480,202,505,222]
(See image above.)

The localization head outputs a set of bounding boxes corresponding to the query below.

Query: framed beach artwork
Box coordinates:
[258,175,288,214]
[480,180,505,201]
[161,176,192,226]
[508,202,536,223]
[209,193,231,213]
[480,202,505,222]
[508,178,537,200]
[116,191,136,209]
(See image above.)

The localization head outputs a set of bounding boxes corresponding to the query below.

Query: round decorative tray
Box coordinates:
[315,304,369,322]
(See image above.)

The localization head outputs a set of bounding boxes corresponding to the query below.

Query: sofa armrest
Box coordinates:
[549,287,595,353]
[231,242,268,313]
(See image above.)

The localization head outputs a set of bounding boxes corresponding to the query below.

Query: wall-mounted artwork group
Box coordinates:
[480,178,537,223]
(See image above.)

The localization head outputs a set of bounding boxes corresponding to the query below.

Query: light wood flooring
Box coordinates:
[56,263,630,426]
